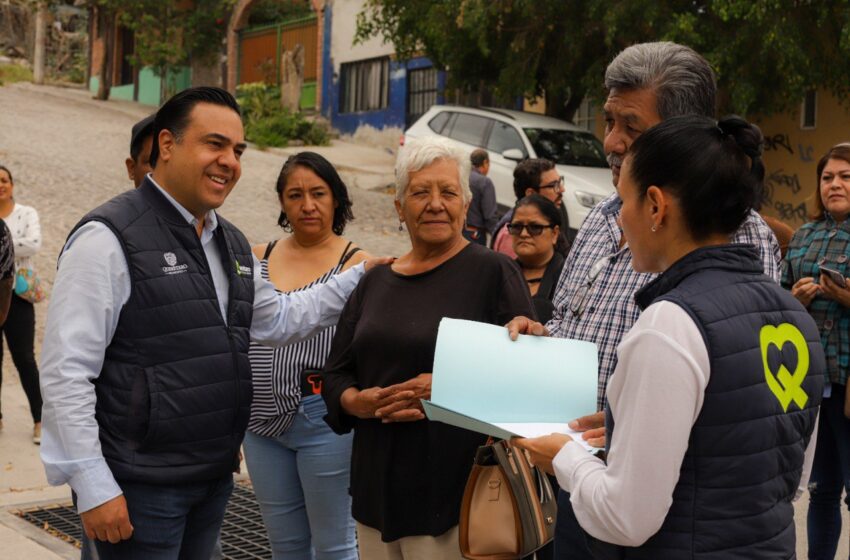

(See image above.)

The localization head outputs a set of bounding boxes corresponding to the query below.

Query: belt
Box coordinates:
[301,369,323,397]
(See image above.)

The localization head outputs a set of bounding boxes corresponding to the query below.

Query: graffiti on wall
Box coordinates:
[762,131,816,225]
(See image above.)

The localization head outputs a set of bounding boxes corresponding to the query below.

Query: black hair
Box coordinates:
[149,87,241,167]
[627,114,762,240]
[514,194,561,228]
[812,143,850,221]
[513,194,570,256]
[0,165,11,183]
[276,152,354,235]
[470,149,489,168]
[512,158,555,200]
[130,114,155,161]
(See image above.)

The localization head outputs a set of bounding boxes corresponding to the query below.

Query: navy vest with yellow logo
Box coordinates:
[596,244,823,560]
[69,178,256,484]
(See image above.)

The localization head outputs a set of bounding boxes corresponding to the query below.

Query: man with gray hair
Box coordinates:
[507,41,780,558]
[464,149,498,245]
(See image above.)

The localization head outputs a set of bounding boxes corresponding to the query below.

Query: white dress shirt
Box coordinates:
[40,178,365,512]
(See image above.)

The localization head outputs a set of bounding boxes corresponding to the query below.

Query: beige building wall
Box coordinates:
[751,90,850,229]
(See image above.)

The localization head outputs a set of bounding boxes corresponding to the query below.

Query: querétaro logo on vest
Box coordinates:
[760,323,810,412]
[162,251,188,275]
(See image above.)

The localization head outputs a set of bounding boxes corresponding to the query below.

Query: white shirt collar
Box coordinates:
[146,173,219,234]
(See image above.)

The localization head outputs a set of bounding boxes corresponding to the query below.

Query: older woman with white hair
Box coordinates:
[322,136,534,558]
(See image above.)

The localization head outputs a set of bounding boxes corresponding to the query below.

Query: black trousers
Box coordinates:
[0,294,42,422]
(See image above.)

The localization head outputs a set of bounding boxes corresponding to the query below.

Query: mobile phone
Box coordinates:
[820,266,847,288]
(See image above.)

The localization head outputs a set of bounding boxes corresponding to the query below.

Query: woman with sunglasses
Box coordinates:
[492,158,565,258]
[513,116,823,559]
[510,194,568,324]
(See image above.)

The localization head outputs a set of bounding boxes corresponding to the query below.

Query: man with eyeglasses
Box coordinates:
[492,158,567,258]
[507,42,780,560]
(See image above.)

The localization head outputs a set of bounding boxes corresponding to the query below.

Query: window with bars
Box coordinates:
[339,57,390,113]
[406,67,439,127]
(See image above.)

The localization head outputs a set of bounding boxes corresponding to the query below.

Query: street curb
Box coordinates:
[0,504,78,559]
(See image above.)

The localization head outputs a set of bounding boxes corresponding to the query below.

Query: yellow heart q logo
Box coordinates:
[759,323,810,412]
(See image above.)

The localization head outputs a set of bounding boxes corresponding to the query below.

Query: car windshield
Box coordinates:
[523,128,608,168]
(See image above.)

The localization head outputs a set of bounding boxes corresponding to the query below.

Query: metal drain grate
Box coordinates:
[14,482,272,559]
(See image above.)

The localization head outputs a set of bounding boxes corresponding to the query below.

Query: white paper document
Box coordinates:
[422,318,601,452]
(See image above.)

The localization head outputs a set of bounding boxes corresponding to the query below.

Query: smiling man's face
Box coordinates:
[154,102,246,219]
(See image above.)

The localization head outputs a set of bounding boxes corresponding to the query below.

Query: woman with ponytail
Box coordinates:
[515,116,824,559]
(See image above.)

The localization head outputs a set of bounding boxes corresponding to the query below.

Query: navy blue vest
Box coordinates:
[594,244,822,560]
[69,178,256,484]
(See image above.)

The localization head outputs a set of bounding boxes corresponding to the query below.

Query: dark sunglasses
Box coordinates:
[507,222,556,236]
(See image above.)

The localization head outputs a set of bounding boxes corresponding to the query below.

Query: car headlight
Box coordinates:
[575,191,606,208]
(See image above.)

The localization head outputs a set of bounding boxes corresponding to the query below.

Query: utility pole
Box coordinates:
[33,1,47,84]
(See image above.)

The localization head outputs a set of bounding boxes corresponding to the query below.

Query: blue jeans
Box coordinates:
[82,475,233,560]
[808,388,850,559]
[554,489,595,560]
[243,395,356,560]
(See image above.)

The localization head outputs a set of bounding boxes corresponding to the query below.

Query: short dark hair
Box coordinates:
[627,115,762,240]
[512,158,555,200]
[149,87,241,167]
[276,152,354,235]
[0,165,11,184]
[812,143,850,221]
[130,114,155,161]
[470,149,489,168]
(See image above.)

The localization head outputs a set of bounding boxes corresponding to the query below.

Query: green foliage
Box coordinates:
[237,82,330,148]
[0,63,34,86]
[95,0,234,83]
[356,0,850,119]
[248,0,312,26]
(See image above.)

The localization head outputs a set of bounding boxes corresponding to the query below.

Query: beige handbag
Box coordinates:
[459,439,557,559]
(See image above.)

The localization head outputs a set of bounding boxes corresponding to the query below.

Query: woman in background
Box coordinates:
[783,142,850,560]
[510,194,567,324]
[243,152,368,560]
[0,165,43,444]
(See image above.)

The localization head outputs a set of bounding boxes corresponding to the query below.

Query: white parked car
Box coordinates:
[404,105,613,233]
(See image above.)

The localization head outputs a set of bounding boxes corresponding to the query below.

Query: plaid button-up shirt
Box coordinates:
[782,217,850,386]
[546,194,781,411]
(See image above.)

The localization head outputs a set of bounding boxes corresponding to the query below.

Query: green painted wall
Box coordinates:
[137,67,160,106]
[89,66,192,106]
[300,81,316,110]
[110,84,134,101]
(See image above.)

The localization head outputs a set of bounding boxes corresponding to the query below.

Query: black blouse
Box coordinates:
[322,243,534,541]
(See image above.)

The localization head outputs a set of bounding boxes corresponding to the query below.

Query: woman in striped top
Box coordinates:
[243,152,369,560]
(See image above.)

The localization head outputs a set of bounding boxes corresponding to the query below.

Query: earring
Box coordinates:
[651,225,657,232]
[398,221,404,231]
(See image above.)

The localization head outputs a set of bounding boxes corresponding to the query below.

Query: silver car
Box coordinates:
[404,105,613,234]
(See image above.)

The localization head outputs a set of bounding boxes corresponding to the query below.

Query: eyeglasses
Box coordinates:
[568,245,630,318]
[507,222,556,236]
[538,176,565,191]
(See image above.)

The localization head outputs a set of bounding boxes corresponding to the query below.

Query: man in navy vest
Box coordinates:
[39,87,388,559]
